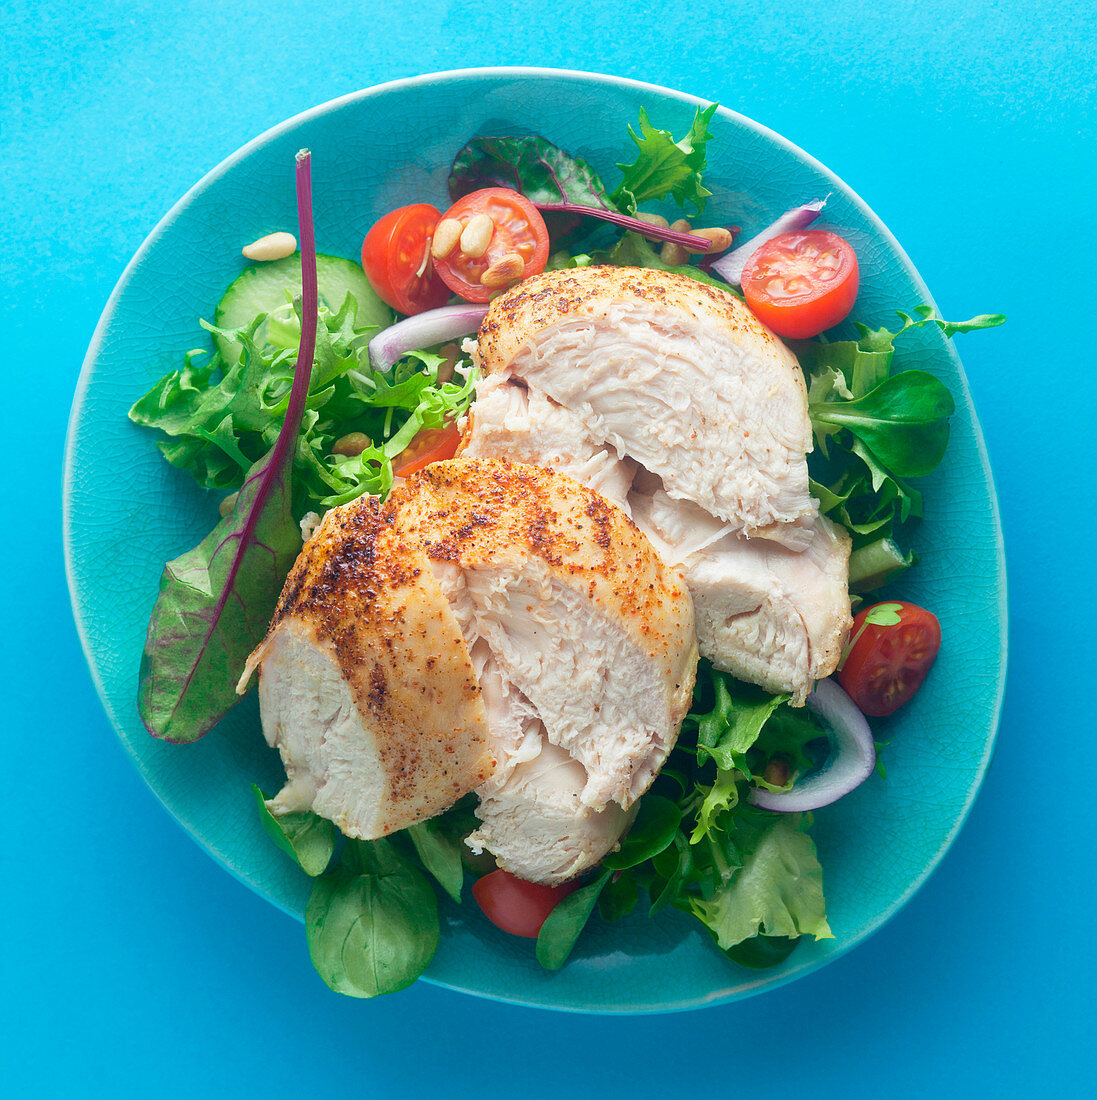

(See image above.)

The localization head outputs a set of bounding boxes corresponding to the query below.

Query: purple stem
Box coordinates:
[534,201,714,250]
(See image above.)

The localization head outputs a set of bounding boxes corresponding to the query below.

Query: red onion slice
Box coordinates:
[749,678,875,812]
[709,198,828,286]
[368,303,489,371]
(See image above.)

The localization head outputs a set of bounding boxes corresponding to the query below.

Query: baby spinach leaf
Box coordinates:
[137,151,319,743]
[251,784,336,877]
[724,934,799,970]
[598,871,639,922]
[809,370,956,479]
[535,870,611,971]
[406,820,465,903]
[603,795,681,869]
[306,838,439,998]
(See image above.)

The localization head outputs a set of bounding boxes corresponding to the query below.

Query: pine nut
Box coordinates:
[460,214,494,258]
[660,219,692,266]
[431,218,462,260]
[242,232,297,261]
[332,431,372,457]
[219,492,239,518]
[685,227,735,255]
[635,212,670,229]
[479,252,525,288]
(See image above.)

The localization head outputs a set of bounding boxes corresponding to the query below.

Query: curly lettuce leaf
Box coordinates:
[611,104,718,214]
[130,301,477,513]
[689,811,832,950]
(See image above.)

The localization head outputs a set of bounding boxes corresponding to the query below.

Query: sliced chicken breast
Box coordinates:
[243,457,696,883]
[462,383,852,703]
[477,266,817,547]
[460,372,637,512]
[396,459,696,812]
[631,487,852,705]
[238,498,492,839]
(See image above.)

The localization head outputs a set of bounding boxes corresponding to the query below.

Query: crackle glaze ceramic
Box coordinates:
[64,68,1006,1013]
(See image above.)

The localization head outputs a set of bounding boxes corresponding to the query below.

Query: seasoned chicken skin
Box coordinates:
[239,494,492,839]
[242,458,696,883]
[477,266,817,547]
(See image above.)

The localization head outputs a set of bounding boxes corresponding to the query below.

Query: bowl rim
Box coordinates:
[63,66,1008,1014]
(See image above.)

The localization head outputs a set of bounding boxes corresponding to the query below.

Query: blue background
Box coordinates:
[5,1,1094,1096]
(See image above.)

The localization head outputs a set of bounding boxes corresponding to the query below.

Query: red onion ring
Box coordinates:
[749,678,876,812]
[368,303,489,372]
[709,198,828,286]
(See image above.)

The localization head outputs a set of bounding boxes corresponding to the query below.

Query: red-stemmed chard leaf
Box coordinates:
[449,134,713,251]
[138,149,318,743]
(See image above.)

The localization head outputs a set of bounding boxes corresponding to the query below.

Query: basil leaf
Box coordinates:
[306,839,439,998]
[603,795,681,870]
[406,820,464,903]
[535,871,611,971]
[251,784,336,877]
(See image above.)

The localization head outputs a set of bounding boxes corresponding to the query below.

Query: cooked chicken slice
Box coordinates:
[460,373,636,512]
[397,460,696,811]
[462,389,851,704]
[477,266,817,547]
[631,487,852,704]
[468,740,635,886]
[243,458,696,883]
[238,499,492,838]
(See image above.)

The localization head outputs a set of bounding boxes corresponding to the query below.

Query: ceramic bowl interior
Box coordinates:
[65,68,1006,1013]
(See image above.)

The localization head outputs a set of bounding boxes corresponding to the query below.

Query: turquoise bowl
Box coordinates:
[64,68,1006,1013]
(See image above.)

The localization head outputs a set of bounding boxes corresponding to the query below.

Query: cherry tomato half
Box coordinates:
[838,601,941,717]
[361,203,452,315]
[433,188,550,303]
[471,869,579,938]
[740,230,859,339]
[391,422,462,478]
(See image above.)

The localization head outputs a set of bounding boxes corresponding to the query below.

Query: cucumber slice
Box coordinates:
[213,253,392,364]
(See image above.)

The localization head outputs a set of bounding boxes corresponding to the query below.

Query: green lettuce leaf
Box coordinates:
[611,104,718,214]
[689,811,832,949]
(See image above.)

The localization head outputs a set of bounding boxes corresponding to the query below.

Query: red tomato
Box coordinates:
[390,422,461,477]
[740,230,859,339]
[838,601,941,716]
[472,869,579,938]
[361,204,452,315]
[433,188,550,303]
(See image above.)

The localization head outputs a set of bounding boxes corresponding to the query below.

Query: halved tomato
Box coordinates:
[740,229,859,339]
[838,601,941,716]
[471,869,579,938]
[433,188,550,302]
[391,422,462,477]
[361,203,452,315]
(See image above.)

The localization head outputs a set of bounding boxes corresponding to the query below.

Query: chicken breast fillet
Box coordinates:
[238,497,492,839]
[477,266,817,547]
[242,458,696,883]
[462,376,851,703]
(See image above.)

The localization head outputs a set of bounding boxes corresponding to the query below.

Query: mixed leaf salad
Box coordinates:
[131,110,1002,998]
